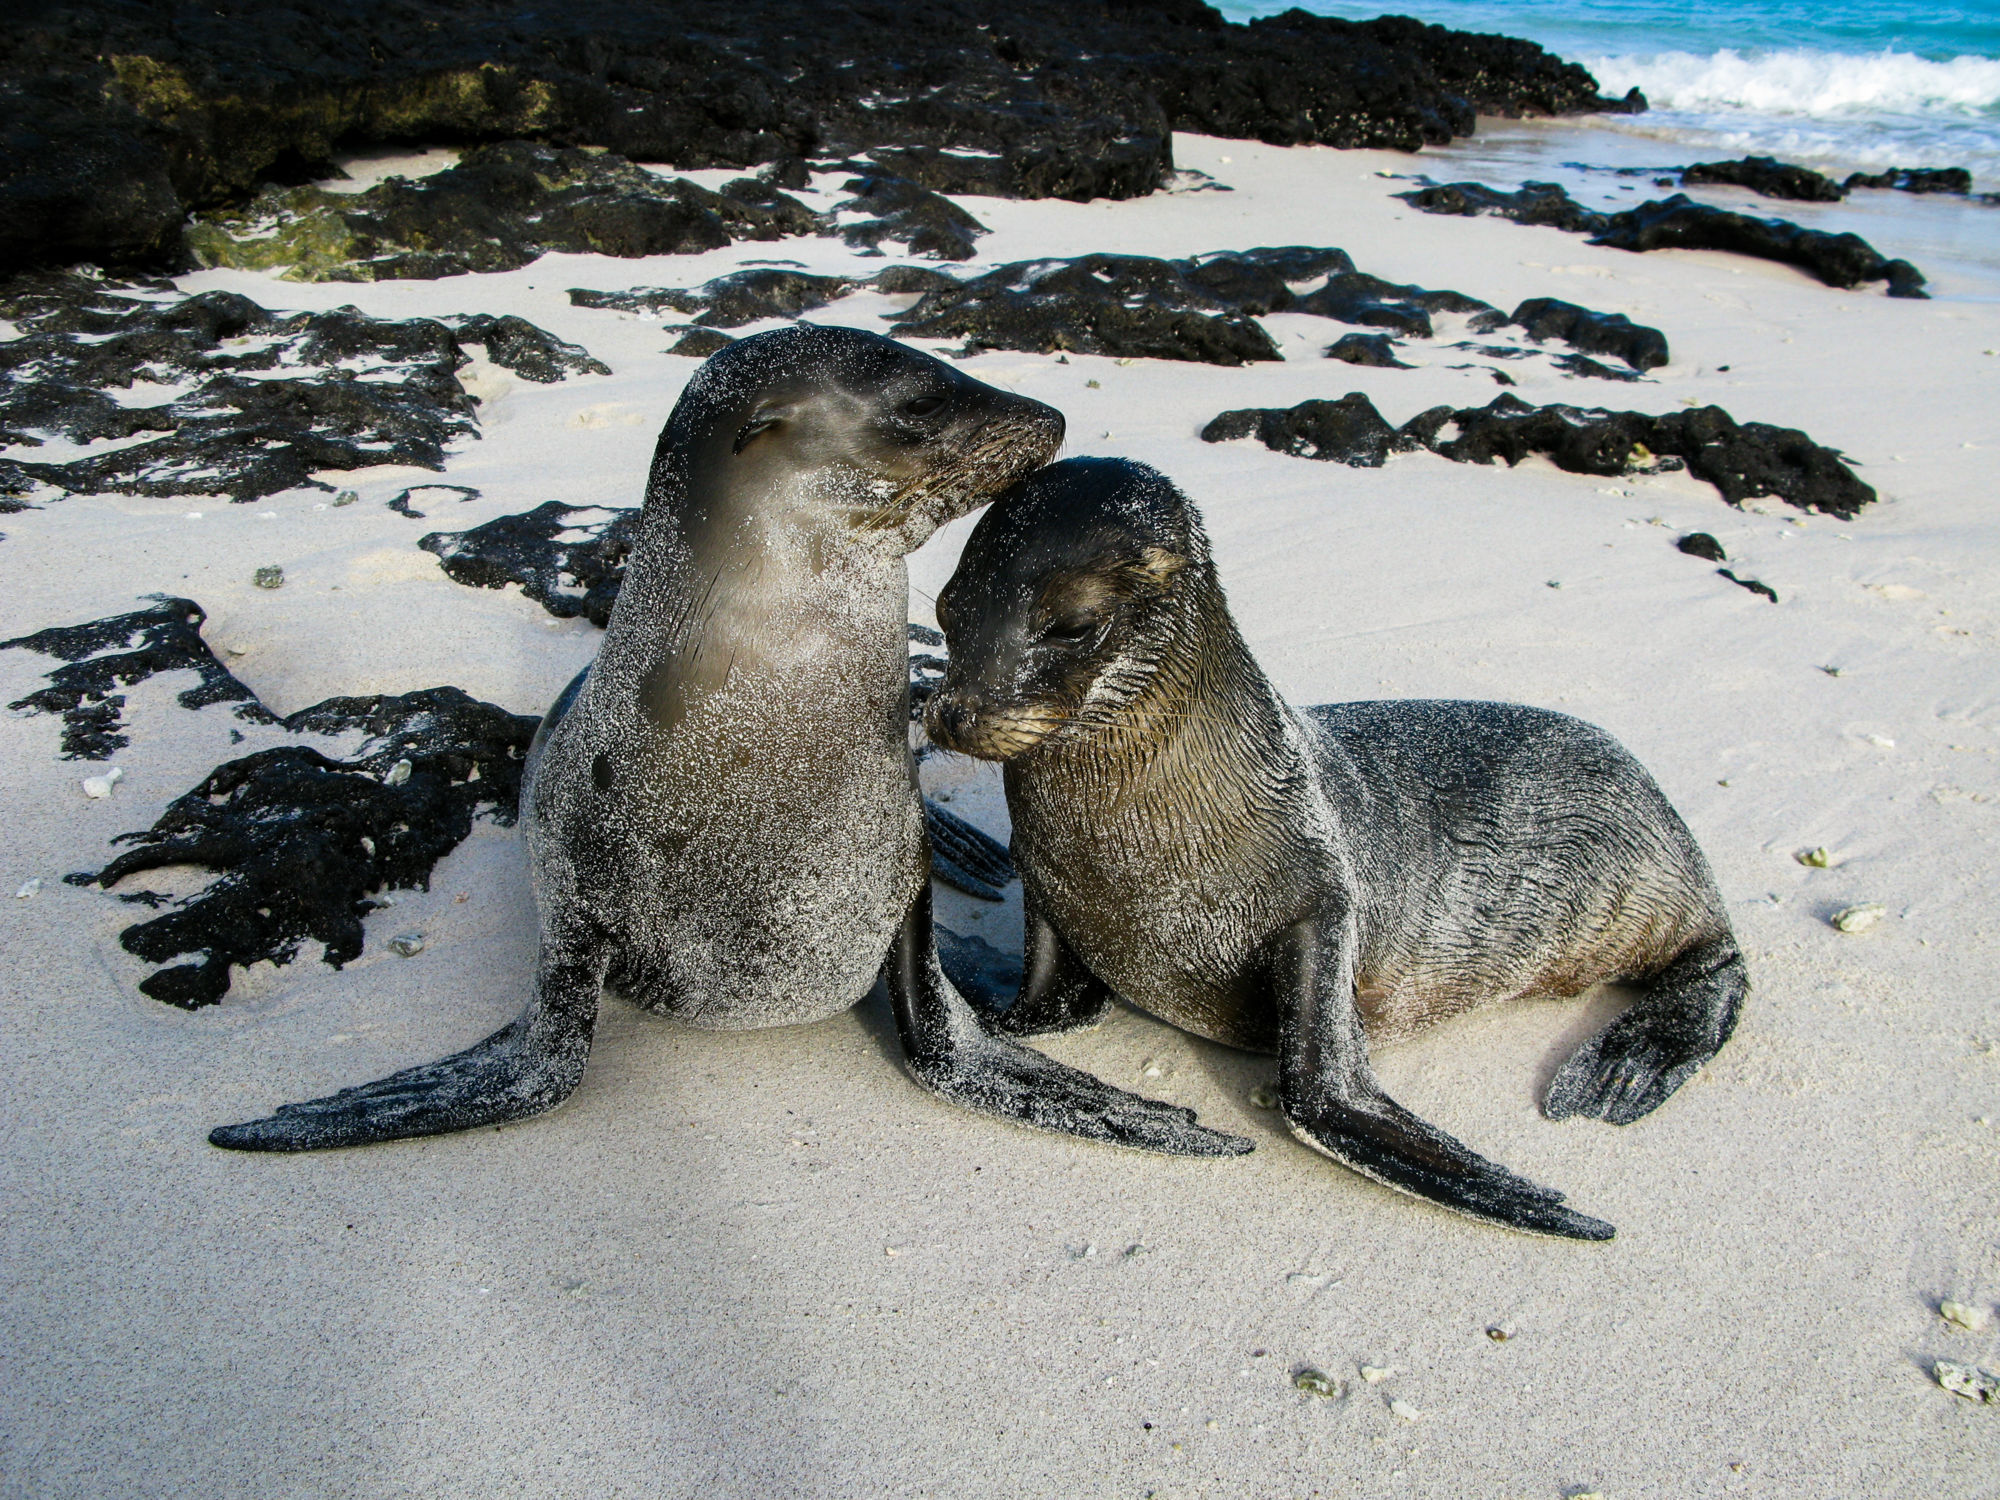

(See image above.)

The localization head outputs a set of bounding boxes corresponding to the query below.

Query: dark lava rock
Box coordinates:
[0,0,1639,277]
[421,500,640,628]
[1395,179,1611,233]
[1326,332,1412,368]
[838,173,988,261]
[1845,166,1973,196]
[1293,270,1501,340]
[186,141,822,281]
[2,595,271,759]
[13,594,1010,1008]
[1509,296,1668,370]
[449,314,610,382]
[0,273,601,502]
[571,268,858,328]
[1676,531,1726,562]
[1203,389,1875,517]
[1593,195,1927,297]
[1718,567,1778,602]
[386,483,480,520]
[1400,180,1927,297]
[889,250,1301,365]
[1201,394,1412,466]
[1683,156,1846,202]
[669,328,738,358]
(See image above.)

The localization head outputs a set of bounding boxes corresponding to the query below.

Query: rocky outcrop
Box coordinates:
[0,0,1640,277]
[1844,166,1974,195]
[1398,180,1927,297]
[1682,156,1846,202]
[185,141,821,281]
[1508,297,1667,371]
[0,273,603,503]
[1202,390,1875,518]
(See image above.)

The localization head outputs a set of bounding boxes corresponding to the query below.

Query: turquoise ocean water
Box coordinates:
[1218,0,2000,180]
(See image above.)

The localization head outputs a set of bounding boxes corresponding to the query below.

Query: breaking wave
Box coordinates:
[1588,47,2000,118]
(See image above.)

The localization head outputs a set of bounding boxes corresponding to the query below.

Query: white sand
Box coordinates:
[3,134,1997,1497]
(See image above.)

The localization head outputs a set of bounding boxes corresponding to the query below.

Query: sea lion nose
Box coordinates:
[930,693,980,748]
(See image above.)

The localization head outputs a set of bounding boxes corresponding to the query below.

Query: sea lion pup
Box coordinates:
[211,330,1248,1158]
[926,457,1749,1240]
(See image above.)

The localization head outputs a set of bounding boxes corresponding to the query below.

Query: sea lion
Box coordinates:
[210,329,1248,1158]
[925,457,1749,1240]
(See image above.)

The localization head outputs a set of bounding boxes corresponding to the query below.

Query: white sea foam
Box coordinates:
[1588,47,2000,118]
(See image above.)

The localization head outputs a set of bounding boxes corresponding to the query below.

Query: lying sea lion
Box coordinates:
[211,330,1247,1158]
[925,457,1748,1239]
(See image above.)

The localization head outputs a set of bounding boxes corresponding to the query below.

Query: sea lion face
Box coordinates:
[661,325,1065,553]
[928,458,1197,761]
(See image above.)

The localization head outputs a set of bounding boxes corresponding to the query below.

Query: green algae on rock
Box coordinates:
[186,141,822,282]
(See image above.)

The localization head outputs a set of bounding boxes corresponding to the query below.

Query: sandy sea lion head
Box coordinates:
[647,323,1065,553]
[928,457,1212,760]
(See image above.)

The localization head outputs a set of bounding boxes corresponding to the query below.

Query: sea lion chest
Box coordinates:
[1007,718,1332,1052]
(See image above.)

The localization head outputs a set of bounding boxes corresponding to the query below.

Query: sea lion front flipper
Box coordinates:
[1273,917,1616,1242]
[887,887,1251,1158]
[207,941,606,1152]
[981,892,1114,1037]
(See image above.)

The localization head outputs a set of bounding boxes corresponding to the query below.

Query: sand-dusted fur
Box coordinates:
[928,457,1747,1239]
[208,330,1247,1158]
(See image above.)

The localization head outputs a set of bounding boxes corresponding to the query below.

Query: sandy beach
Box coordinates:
[3,123,1998,1498]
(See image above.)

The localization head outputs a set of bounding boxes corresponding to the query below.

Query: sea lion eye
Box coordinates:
[1040,614,1100,645]
[903,394,947,418]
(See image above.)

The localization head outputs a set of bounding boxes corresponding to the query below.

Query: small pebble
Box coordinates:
[1388,1399,1420,1422]
[1360,1365,1394,1384]
[1292,1368,1343,1399]
[383,758,413,786]
[332,490,360,507]
[15,877,42,899]
[1248,1084,1279,1109]
[253,565,284,589]
[1936,1361,2000,1403]
[1796,846,1833,867]
[1818,665,1844,677]
[81,766,123,799]
[1941,1300,1991,1333]
[388,932,425,957]
[1485,1326,1511,1342]
[1085,379,1101,388]
[1140,1058,1164,1078]
[1831,903,1886,934]
[1545,579,1562,589]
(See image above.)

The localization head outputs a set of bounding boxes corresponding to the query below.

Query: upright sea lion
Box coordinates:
[926,457,1749,1239]
[210,330,1247,1157]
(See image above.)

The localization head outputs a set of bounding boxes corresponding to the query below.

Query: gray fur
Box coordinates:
[210,330,1247,1157]
[929,457,1748,1239]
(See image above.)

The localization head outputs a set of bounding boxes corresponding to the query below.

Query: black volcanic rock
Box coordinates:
[837,173,989,261]
[1204,390,1875,517]
[1509,297,1668,370]
[1325,332,1412,367]
[571,269,860,328]
[1844,166,1974,195]
[1718,567,1778,602]
[1683,156,1846,202]
[0,274,600,502]
[421,501,640,628]
[186,141,822,281]
[1395,179,1610,233]
[0,0,1640,277]
[1293,271,1501,339]
[1593,195,1927,297]
[1400,181,1927,297]
[1676,531,1726,562]
[1201,394,1412,466]
[887,251,1297,365]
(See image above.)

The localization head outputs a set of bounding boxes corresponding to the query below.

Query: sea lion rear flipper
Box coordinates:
[1544,937,1747,1126]
[887,887,1250,1158]
[207,941,606,1152]
[1274,917,1615,1242]
[924,799,1014,900]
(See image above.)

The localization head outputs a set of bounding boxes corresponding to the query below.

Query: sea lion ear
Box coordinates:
[1131,546,1186,591]
[733,402,794,454]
